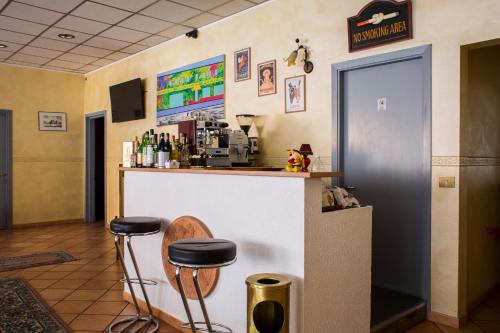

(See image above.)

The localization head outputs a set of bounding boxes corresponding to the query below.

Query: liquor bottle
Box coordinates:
[180,134,191,167]
[130,136,138,167]
[170,135,179,161]
[158,133,168,168]
[146,134,154,168]
[153,133,159,168]
[137,134,144,168]
[166,133,172,158]
[142,131,150,167]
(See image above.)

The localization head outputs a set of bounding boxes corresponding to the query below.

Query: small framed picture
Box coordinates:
[257,59,277,96]
[38,111,67,131]
[284,75,306,113]
[234,47,251,82]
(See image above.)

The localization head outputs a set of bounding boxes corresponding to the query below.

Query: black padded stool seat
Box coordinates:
[110,216,161,235]
[169,238,237,266]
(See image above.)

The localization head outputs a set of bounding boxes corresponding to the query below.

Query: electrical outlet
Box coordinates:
[439,177,455,188]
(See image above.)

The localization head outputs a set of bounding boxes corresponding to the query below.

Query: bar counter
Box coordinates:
[119,166,372,332]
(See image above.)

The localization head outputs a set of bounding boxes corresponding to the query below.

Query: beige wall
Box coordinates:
[83,0,500,319]
[460,44,500,310]
[0,64,85,225]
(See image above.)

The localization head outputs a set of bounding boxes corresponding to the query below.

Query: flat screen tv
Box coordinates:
[110,78,145,123]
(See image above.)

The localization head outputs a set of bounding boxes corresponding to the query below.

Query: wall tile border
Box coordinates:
[432,156,500,167]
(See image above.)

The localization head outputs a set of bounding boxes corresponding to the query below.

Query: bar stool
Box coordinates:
[168,238,237,333]
[109,216,161,333]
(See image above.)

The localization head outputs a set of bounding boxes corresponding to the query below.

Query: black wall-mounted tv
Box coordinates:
[110,78,145,123]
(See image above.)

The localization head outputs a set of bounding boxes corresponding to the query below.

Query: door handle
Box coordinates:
[345,186,357,190]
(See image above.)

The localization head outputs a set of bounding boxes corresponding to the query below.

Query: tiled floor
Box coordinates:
[0,222,180,333]
[2,223,500,333]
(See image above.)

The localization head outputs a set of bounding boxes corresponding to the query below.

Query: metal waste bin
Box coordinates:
[246,273,292,333]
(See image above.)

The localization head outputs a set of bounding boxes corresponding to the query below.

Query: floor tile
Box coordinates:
[35,271,72,280]
[406,321,442,333]
[39,288,75,301]
[51,279,88,289]
[99,290,123,301]
[65,289,107,301]
[79,279,116,290]
[470,305,500,321]
[53,300,93,314]
[437,321,485,332]
[58,313,78,323]
[83,301,128,315]
[77,264,112,272]
[70,314,116,331]
[92,271,123,281]
[65,271,100,280]
[29,279,58,289]
[473,320,500,333]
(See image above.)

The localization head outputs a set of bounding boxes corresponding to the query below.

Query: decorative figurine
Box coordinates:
[285,149,305,172]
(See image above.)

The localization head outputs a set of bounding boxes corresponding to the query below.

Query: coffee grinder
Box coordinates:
[236,114,259,165]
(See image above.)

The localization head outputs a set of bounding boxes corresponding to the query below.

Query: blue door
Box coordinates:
[0,110,12,230]
[338,49,431,302]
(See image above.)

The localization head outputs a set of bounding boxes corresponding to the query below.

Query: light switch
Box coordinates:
[439,176,455,188]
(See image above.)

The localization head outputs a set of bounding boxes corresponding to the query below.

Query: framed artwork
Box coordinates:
[284,75,306,113]
[257,59,276,96]
[156,55,225,126]
[234,47,251,82]
[38,111,67,131]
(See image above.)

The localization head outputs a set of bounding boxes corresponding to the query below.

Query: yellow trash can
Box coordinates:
[246,273,292,333]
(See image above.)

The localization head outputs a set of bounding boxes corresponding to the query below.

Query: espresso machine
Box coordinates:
[236,114,259,165]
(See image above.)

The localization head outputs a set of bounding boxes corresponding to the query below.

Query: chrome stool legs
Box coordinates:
[174,266,232,333]
[109,235,159,333]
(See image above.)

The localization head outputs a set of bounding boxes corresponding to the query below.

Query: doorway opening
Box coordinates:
[85,111,106,224]
[0,110,12,230]
[460,39,500,319]
[332,45,432,332]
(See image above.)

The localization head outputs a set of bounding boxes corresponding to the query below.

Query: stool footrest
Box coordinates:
[180,321,232,333]
[109,315,159,333]
[120,277,158,286]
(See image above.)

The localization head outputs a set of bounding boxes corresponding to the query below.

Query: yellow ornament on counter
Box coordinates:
[285,149,305,172]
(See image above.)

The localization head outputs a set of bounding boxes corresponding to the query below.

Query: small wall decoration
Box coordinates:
[257,60,276,96]
[234,47,251,82]
[38,112,67,131]
[284,38,314,74]
[348,0,412,52]
[284,75,306,113]
[156,55,225,126]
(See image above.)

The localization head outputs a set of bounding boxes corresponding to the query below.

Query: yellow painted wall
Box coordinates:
[0,64,85,225]
[460,44,500,309]
[83,0,500,319]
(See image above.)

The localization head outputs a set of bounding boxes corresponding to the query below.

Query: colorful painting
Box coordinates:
[234,47,251,82]
[285,75,306,113]
[156,55,225,126]
[257,60,276,96]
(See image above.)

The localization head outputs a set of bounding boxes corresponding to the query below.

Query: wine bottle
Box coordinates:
[130,136,138,168]
[166,133,172,158]
[137,134,144,168]
[158,133,167,168]
[142,131,150,167]
[170,135,179,161]
[153,133,159,168]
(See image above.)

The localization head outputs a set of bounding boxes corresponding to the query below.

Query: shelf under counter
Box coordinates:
[118,166,343,178]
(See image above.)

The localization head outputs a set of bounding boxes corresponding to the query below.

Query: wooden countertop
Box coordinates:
[119,166,343,178]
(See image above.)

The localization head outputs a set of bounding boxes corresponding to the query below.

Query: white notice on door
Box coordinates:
[377,97,387,111]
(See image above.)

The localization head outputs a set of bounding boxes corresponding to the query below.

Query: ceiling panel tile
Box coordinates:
[92,58,114,66]
[56,15,110,35]
[174,0,230,11]
[71,2,131,24]
[0,29,33,44]
[6,59,41,66]
[120,43,148,53]
[92,0,157,12]
[140,1,201,23]
[58,52,97,64]
[41,27,91,44]
[249,0,267,3]
[19,46,63,58]
[29,37,76,51]
[209,0,254,16]
[10,53,50,64]
[104,51,130,60]
[183,13,221,28]
[42,64,75,72]
[80,64,99,72]
[15,0,84,13]
[100,26,150,43]
[70,45,113,57]
[2,2,64,25]
[137,34,168,47]
[157,24,192,38]
[84,36,130,51]
[0,50,13,59]
[0,40,24,52]
[119,14,174,34]
[0,0,8,9]
[46,59,84,69]
[0,15,48,36]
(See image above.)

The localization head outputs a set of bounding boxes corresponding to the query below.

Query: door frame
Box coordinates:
[85,111,106,223]
[0,109,13,229]
[331,45,432,302]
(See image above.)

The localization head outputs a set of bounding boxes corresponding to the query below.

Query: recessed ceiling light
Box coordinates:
[57,33,75,40]
[0,44,7,48]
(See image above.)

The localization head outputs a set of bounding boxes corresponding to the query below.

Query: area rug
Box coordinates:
[0,251,78,272]
[0,277,73,333]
